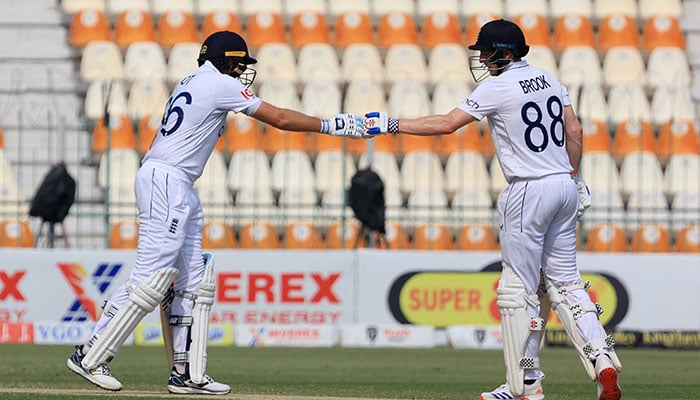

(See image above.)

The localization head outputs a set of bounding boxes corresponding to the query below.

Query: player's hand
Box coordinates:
[574,176,591,218]
[328,113,364,139]
[364,112,389,135]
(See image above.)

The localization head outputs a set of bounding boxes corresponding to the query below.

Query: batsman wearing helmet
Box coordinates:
[364,19,621,400]
[67,31,365,395]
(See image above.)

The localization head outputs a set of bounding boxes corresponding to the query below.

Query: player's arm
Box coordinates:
[251,101,364,138]
[563,104,583,174]
[364,107,477,136]
[251,101,324,132]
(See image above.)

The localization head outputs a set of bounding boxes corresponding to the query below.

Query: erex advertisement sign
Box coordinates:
[0,250,355,326]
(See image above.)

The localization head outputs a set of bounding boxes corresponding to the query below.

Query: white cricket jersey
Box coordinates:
[457,61,573,182]
[142,60,262,183]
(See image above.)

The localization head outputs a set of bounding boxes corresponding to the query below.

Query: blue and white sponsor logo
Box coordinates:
[208,325,225,342]
[34,321,95,344]
[141,326,163,343]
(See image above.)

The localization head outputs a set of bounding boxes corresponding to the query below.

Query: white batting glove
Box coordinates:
[321,113,365,139]
[364,112,399,136]
[574,175,591,218]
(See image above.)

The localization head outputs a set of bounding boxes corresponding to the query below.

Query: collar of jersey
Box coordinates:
[504,60,529,72]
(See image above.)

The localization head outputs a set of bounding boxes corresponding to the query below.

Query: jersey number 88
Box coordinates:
[521,95,564,153]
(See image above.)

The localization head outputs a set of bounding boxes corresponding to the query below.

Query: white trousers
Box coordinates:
[498,173,604,380]
[92,160,205,359]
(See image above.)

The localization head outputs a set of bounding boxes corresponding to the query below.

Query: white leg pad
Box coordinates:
[546,279,622,381]
[189,253,215,384]
[497,263,544,396]
[82,267,178,369]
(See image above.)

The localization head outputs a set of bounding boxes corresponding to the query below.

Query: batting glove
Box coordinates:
[321,113,365,139]
[574,175,591,218]
[364,112,399,136]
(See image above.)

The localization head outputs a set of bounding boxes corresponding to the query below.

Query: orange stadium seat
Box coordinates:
[455,223,498,251]
[412,223,455,250]
[224,114,266,154]
[674,225,700,253]
[513,13,551,47]
[421,11,463,49]
[263,127,309,155]
[481,125,496,160]
[313,134,365,157]
[201,10,243,39]
[246,11,286,48]
[552,14,596,52]
[114,8,156,48]
[581,119,612,153]
[157,10,199,48]
[239,222,280,248]
[584,223,628,252]
[657,120,700,163]
[136,113,159,154]
[400,135,439,154]
[92,115,137,154]
[642,14,685,52]
[630,224,671,252]
[203,221,237,248]
[69,8,111,47]
[334,11,374,48]
[325,221,365,249]
[371,135,400,154]
[436,124,483,158]
[309,134,366,157]
[611,120,656,162]
[375,222,411,250]
[597,14,640,53]
[0,219,34,248]
[283,222,324,249]
[108,220,139,249]
[290,11,330,48]
[310,132,342,153]
[378,11,419,48]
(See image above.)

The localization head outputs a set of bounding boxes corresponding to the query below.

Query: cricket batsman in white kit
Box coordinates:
[67,30,365,394]
[364,19,622,400]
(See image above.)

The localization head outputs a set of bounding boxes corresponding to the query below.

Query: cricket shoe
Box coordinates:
[596,355,622,400]
[167,368,231,395]
[480,380,544,400]
[66,345,123,391]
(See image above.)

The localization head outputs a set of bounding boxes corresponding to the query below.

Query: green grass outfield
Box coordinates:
[0,344,698,399]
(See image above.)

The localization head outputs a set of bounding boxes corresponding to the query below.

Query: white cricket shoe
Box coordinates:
[167,368,231,395]
[480,380,545,400]
[66,345,123,391]
[596,355,622,400]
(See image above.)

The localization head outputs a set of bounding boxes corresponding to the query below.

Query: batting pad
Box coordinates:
[82,267,178,369]
[496,263,544,397]
[189,253,216,384]
[546,279,622,381]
